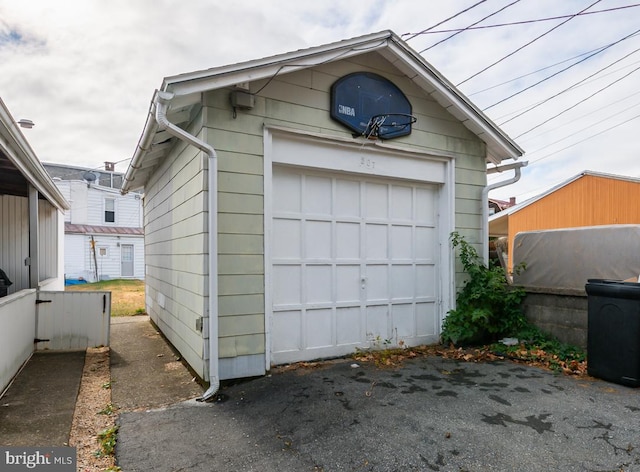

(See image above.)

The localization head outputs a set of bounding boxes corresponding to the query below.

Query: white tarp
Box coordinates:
[512,225,640,292]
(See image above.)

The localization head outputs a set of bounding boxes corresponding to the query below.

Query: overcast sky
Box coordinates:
[1,0,638,202]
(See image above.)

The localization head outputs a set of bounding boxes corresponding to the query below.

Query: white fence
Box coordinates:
[37,291,111,350]
[0,290,37,396]
[0,290,110,395]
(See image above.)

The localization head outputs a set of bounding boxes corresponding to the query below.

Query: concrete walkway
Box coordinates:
[110,316,203,411]
[0,351,85,446]
[0,315,202,448]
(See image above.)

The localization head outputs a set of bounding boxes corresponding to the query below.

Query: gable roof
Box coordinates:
[0,97,69,210]
[122,30,523,193]
[489,170,640,228]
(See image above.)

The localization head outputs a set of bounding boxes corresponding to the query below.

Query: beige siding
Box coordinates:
[203,51,486,367]
[143,130,208,379]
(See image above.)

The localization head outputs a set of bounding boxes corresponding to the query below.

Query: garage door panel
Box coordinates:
[273,265,301,306]
[366,224,388,259]
[416,302,438,336]
[391,265,414,299]
[305,220,332,259]
[365,183,388,218]
[304,175,332,215]
[416,187,437,224]
[336,307,361,345]
[415,227,436,260]
[336,265,360,302]
[392,304,415,338]
[273,219,301,259]
[306,309,333,348]
[391,185,413,220]
[273,170,301,213]
[335,180,361,217]
[273,310,301,352]
[416,265,437,298]
[366,305,389,340]
[336,222,360,259]
[390,225,413,260]
[366,265,389,301]
[305,265,332,303]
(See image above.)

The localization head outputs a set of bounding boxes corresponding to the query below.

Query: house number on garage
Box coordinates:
[360,157,375,169]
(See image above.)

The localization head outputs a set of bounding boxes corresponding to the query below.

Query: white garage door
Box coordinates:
[271,166,441,365]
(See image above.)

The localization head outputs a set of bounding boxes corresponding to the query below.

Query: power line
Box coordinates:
[493,59,640,122]
[419,0,521,53]
[404,4,640,36]
[457,0,603,87]
[526,100,640,155]
[485,28,640,112]
[514,62,640,139]
[468,35,640,97]
[403,0,487,42]
[517,88,640,145]
[522,111,640,165]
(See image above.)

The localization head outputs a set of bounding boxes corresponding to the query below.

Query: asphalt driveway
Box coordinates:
[116,355,640,472]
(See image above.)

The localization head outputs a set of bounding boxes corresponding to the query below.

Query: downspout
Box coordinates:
[482,161,528,265]
[155,90,220,401]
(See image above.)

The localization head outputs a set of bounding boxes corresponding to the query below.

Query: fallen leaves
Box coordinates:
[351,343,588,377]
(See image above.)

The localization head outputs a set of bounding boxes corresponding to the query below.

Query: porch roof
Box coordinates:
[0,97,69,210]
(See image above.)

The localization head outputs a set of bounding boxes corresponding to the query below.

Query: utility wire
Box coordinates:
[420,0,521,53]
[518,88,640,144]
[526,100,640,154]
[404,4,640,36]
[490,28,640,115]
[514,62,640,139]
[493,59,640,122]
[468,35,640,97]
[403,0,487,42]
[523,111,640,165]
[456,0,602,86]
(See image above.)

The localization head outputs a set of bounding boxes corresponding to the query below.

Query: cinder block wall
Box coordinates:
[520,290,588,349]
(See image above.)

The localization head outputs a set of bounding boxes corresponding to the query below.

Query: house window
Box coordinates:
[105,198,115,223]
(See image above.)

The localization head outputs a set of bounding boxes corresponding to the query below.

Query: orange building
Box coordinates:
[489,171,640,270]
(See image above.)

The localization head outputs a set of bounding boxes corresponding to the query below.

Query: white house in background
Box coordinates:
[43,163,144,282]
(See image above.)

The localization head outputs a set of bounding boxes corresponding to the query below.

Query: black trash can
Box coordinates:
[585,279,640,387]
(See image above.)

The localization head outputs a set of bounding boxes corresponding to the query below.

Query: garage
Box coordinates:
[267,133,450,364]
[123,30,524,385]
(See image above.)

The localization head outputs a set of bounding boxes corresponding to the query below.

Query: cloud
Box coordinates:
[0,0,638,196]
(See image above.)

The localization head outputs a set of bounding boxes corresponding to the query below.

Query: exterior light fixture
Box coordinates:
[17,119,35,129]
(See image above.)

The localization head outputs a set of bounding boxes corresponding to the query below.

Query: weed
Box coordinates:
[95,426,118,457]
[97,403,115,416]
[441,232,526,346]
[489,324,586,373]
[101,381,112,389]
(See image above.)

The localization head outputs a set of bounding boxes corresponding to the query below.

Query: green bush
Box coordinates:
[441,232,526,345]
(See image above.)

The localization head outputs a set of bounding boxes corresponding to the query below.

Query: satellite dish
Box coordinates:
[82,171,97,182]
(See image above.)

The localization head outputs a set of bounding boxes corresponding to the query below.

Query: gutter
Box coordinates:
[482,161,528,265]
[154,91,220,402]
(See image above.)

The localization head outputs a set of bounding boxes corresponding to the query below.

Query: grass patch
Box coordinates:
[66,279,145,317]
